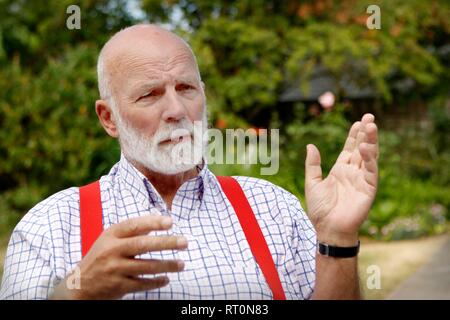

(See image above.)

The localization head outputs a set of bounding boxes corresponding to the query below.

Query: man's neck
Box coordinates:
[129,158,200,210]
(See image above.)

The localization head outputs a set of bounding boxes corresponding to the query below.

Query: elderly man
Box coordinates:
[0,24,378,300]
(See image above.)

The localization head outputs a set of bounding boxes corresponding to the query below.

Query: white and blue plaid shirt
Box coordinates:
[0,155,317,300]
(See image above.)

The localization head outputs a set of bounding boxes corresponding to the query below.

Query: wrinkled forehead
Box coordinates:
[120,45,198,78]
[102,28,200,92]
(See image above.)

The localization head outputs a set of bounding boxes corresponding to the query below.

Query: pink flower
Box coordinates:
[318,91,335,110]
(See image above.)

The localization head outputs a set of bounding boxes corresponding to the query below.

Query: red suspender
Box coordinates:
[79,176,286,300]
[216,176,286,300]
[79,181,103,258]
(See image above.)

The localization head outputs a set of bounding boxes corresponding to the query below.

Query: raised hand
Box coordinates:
[304,113,379,246]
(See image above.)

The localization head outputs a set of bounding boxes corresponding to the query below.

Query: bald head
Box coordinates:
[97,24,201,105]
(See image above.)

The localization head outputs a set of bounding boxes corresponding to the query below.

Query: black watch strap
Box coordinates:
[318,240,360,258]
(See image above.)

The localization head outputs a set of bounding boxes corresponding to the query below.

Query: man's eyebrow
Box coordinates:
[128,74,200,96]
[175,76,199,84]
[130,80,162,93]
[133,76,199,90]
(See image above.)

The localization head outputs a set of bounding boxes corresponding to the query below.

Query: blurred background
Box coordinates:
[0,0,449,299]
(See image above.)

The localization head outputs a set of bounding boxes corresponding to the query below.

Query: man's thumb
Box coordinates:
[305,144,323,187]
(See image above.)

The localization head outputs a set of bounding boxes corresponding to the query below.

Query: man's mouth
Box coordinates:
[159,134,192,145]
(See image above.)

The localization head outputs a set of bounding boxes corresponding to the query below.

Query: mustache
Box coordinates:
[153,119,194,144]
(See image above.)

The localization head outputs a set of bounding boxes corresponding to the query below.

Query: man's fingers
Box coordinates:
[360,143,377,169]
[365,122,377,143]
[336,121,361,163]
[350,113,376,167]
[360,143,378,187]
[365,122,379,159]
[124,259,185,276]
[350,129,365,167]
[362,159,378,187]
[361,113,375,124]
[109,215,173,238]
[120,235,188,257]
[305,144,323,188]
[358,123,378,164]
[343,121,361,152]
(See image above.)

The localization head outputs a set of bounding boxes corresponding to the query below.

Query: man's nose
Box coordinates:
[162,88,187,122]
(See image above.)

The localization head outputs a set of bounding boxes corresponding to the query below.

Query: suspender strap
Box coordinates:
[216,176,286,300]
[79,180,103,258]
[79,177,286,300]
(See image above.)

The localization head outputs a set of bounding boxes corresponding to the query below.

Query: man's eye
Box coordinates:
[176,84,194,91]
[140,89,162,100]
[141,91,156,98]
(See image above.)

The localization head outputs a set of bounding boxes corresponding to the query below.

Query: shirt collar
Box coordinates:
[117,153,211,210]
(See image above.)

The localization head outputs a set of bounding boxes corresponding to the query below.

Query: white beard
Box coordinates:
[116,111,208,175]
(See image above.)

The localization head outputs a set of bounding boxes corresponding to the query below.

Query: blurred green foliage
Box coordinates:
[147,0,449,123]
[0,0,449,240]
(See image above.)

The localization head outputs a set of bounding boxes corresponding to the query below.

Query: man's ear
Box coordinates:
[95,99,119,138]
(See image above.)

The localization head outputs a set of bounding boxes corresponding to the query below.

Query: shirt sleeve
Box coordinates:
[0,210,56,300]
[287,192,317,299]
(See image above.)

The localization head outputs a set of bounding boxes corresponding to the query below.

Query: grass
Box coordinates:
[358,233,449,299]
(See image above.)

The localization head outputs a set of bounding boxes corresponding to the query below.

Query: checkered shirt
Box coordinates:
[0,155,316,300]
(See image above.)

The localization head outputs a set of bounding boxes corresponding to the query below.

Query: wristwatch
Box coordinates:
[318,240,360,258]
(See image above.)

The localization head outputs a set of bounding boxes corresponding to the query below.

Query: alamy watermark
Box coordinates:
[66,5,81,30]
[366,5,381,30]
[167,121,280,176]
[67,4,381,31]
[366,265,382,290]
